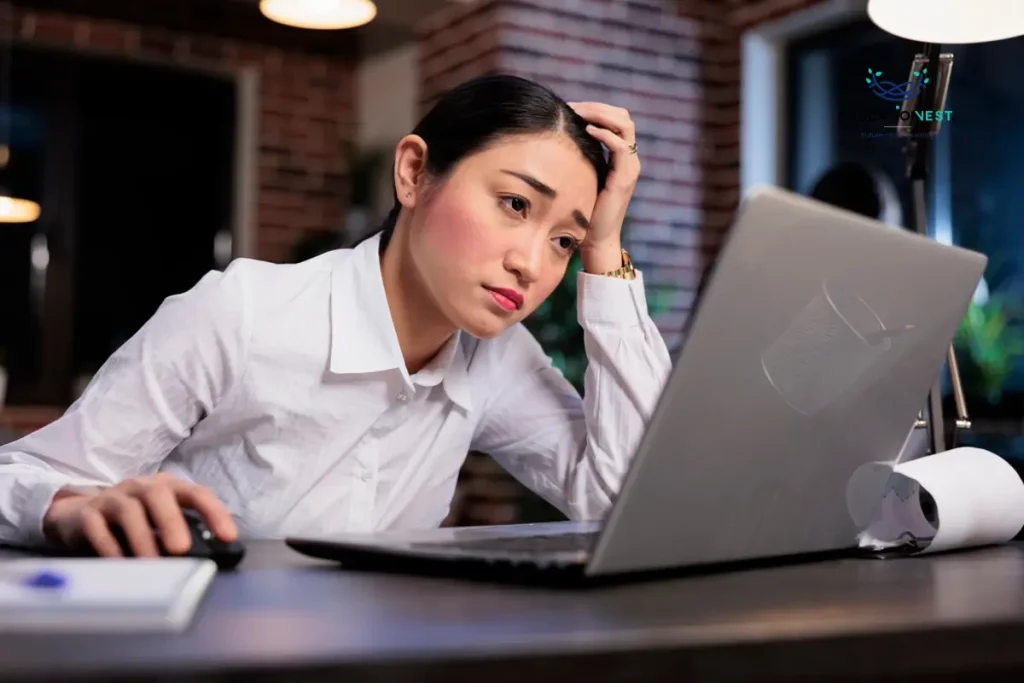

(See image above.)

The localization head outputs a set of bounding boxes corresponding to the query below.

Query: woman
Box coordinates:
[0,74,672,557]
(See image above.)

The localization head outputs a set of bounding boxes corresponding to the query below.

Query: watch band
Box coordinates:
[602,248,636,280]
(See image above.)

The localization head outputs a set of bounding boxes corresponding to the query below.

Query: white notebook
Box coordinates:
[0,557,218,633]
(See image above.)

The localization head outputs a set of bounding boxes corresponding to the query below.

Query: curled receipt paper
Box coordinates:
[853,447,1024,556]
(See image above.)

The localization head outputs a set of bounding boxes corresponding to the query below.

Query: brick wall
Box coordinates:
[726,0,829,30]
[420,0,828,525]
[6,2,355,263]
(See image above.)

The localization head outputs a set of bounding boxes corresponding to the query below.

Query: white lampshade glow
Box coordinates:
[868,0,1024,44]
[259,0,377,30]
[0,194,41,223]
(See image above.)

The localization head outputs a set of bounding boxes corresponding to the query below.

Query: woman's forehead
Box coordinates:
[462,134,598,197]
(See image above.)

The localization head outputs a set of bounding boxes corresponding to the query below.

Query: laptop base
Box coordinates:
[286,536,862,588]
[286,537,591,586]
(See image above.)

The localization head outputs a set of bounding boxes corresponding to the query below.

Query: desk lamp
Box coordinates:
[867,0,1024,454]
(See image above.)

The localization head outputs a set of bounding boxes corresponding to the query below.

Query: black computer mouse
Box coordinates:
[108,507,246,571]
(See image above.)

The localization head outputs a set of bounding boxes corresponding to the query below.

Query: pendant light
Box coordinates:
[867,0,1024,44]
[260,0,377,30]
[0,1,40,224]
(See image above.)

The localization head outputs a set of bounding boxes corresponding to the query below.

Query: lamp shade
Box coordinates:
[260,0,376,30]
[868,0,1024,44]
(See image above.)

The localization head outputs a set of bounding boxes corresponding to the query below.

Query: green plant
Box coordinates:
[955,296,1024,404]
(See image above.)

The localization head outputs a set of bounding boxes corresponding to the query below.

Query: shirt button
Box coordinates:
[360,470,372,482]
[397,392,408,402]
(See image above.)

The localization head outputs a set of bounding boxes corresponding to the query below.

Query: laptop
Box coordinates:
[287,185,987,583]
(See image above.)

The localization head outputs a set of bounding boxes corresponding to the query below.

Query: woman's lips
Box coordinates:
[485,286,523,312]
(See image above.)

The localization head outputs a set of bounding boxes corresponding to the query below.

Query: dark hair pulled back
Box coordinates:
[357,73,609,253]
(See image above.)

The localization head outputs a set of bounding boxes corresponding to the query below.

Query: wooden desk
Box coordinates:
[3,541,1024,682]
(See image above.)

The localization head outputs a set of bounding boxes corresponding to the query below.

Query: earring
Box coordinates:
[406,192,412,198]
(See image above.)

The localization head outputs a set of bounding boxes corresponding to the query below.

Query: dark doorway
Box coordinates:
[0,46,236,406]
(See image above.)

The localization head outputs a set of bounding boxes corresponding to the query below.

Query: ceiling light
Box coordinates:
[260,0,377,30]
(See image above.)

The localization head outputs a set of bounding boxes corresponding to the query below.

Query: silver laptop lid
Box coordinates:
[588,185,987,576]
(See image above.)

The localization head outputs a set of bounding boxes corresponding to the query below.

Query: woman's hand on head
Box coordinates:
[566,102,642,268]
[42,473,238,558]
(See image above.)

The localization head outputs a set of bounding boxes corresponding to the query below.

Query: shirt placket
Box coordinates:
[347,386,414,531]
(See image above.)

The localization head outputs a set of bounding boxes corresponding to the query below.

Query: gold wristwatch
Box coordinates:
[602,248,636,280]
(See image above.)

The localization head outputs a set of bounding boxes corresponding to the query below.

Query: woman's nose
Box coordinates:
[503,240,543,284]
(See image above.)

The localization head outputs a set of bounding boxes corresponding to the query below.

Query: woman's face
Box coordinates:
[407,132,598,339]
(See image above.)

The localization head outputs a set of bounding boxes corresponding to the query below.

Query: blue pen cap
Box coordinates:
[22,570,68,590]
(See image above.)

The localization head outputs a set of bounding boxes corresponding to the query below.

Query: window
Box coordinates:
[785,19,918,223]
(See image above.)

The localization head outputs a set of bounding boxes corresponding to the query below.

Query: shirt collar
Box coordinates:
[328,232,472,411]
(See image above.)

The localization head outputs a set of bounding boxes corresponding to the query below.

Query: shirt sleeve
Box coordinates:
[470,268,673,521]
[0,263,252,546]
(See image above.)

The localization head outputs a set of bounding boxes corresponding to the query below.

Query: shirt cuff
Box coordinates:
[576,268,649,327]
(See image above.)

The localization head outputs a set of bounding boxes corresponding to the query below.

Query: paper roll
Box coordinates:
[857,447,1024,555]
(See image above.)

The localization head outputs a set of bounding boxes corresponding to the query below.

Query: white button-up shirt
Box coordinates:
[0,233,672,545]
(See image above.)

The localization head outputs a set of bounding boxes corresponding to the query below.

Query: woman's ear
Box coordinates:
[394,134,428,210]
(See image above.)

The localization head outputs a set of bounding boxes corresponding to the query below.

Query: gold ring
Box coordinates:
[628,142,638,154]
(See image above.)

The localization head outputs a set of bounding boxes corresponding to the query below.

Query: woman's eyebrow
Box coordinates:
[501,169,556,197]
[500,169,590,229]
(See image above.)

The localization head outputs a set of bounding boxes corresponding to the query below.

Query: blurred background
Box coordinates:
[0,0,1021,526]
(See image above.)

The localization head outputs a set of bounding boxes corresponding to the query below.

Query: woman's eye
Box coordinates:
[555,235,580,254]
[500,195,529,218]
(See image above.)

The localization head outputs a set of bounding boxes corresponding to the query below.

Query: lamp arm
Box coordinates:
[902,44,971,452]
